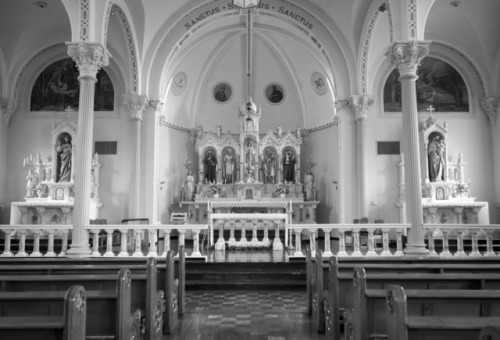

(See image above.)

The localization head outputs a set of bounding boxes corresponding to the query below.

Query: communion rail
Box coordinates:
[0,223,499,258]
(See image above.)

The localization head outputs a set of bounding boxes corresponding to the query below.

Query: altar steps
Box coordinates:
[184,261,306,291]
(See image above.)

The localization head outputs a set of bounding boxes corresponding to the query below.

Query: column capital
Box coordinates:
[0,98,18,127]
[348,94,374,121]
[480,96,499,126]
[66,42,110,80]
[123,94,149,121]
[386,41,430,78]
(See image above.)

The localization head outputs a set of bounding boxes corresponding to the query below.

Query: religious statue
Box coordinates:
[428,135,445,182]
[203,150,217,183]
[283,150,296,183]
[264,151,277,184]
[296,126,301,139]
[245,141,256,165]
[304,169,315,201]
[216,125,222,138]
[56,134,72,182]
[26,168,39,198]
[277,125,282,138]
[223,148,235,184]
[185,170,195,201]
[197,125,203,140]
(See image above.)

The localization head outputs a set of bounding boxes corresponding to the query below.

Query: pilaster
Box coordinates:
[66,42,110,257]
[386,41,430,255]
[348,94,373,218]
[123,94,149,217]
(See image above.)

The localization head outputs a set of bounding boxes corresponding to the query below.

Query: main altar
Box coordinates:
[178,99,318,250]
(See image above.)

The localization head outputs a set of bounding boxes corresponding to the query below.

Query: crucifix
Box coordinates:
[426,105,435,115]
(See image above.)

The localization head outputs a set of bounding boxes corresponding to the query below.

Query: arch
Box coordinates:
[0,48,7,96]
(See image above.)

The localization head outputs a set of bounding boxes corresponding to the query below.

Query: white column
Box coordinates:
[66,42,110,258]
[123,94,148,218]
[387,41,430,255]
[397,153,406,223]
[348,95,373,218]
[0,99,17,220]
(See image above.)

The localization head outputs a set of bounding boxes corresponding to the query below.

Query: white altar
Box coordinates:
[10,121,103,225]
[420,116,489,224]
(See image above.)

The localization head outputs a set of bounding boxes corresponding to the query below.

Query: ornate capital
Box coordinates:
[386,41,430,78]
[480,97,499,126]
[348,94,374,121]
[0,98,18,127]
[123,94,149,121]
[66,42,110,80]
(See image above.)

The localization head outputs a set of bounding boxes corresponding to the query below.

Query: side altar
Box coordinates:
[10,121,103,225]
[420,115,488,224]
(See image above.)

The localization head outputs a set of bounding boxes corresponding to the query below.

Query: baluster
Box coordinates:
[31,230,42,257]
[191,228,202,257]
[262,221,270,247]
[381,228,392,256]
[90,229,101,257]
[309,230,316,253]
[132,230,143,257]
[15,230,27,257]
[337,229,348,257]
[351,228,362,257]
[293,228,303,256]
[454,230,467,257]
[160,230,171,257]
[45,230,56,257]
[365,230,378,257]
[228,220,236,246]
[1,229,13,257]
[59,230,69,256]
[215,221,225,250]
[178,229,187,255]
[272,221,283,251]
[240,221,247,243]
[394,230,405,256]
[118,229,129,257]
[251,220,258,245]
[427,230,438,257]
[322,228,333,257]
[469,230,482,257]
[103,229,115,257]
[440,230,452,257]
[146,229,158,257]
[484,229,497,257]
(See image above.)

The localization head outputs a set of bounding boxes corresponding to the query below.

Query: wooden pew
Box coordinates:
[0,260,165,340]
[0,268,141,339]
[347,267,500,340]
[163,250,179,334]
[0,285,86,340]
[386,284,500,340]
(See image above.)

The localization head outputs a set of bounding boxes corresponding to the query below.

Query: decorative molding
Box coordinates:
[360,10,380,93]
[67,42,110,79]
[348,94,374,121]
[114,6,139,93]
[407,0,417,40]
[480,97,500,126]
[386,41,430,77]
[102,2,113,47]
[123,94,148,121]
[0,98,18,127]
[80,0,90,41]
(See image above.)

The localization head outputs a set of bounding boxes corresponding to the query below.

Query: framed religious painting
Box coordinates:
[213,82,232,104]
[265,83,285,104]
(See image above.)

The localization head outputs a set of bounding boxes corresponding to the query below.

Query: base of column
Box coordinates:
[65,243,92,258]
[404,242,429,256]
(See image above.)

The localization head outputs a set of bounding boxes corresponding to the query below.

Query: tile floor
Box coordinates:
[166,290,331,340]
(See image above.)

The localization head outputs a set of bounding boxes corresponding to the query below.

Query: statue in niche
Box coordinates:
[203,149,217,183]
[223,148,235,184]
[26,168,39,198]
[428,134,445,182]
[283,150,296,183]
[56,133,72,182]
[245,141,256,165]
[264,150,277,184]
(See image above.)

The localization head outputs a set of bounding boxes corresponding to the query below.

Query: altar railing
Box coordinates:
[0,224,208,258]
[287,223,411,258]
[424,224,500,257]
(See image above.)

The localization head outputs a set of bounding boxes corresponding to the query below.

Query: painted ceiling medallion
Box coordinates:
[265,83,285,104]
[213,82,232,104]
[171,72,187,96]
[311,72,327,95]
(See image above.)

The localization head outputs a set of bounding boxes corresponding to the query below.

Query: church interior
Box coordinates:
[1,0,500,339]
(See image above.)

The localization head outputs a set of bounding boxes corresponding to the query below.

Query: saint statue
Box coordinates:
[26,168,38,197]
[223,149,235,184]
[304,169,315,201]
[204,150,217,183]
[57,134,72,182]
[245,141,256,165]
[283,150,296,183]
[185,170,195,200]
[264,151,277,184]
[428,135,445,182]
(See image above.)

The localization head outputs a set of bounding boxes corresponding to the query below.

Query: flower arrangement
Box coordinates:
[209,182,223,194]
[455,183,469,195]
[35,183,48,197]
[275,183,290,195]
